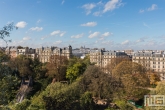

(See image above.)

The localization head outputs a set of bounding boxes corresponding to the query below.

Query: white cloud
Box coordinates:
[81,22,97,27]
[23,37,31,41]
[50,30,66,36]
[71,33,84,38]
[103,0,123,13]
[30,27,43,31]
[102,32,112,37]
[139,4,158,13]
[147,4,157,11]
[88,32,100,38]
[16,21,27,28]
[93,11,102,16]
[121,40,129,45]
[82,3,96,15]
[54,40,62,45]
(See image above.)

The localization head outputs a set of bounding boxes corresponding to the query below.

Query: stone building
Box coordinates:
[5,46,18,58]
[17,47,36,59]
[36,45,72,63]
[132,50,165,80]
[5,46,36,59]
[90,48,128,68]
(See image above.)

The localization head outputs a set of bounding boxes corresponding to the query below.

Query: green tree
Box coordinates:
[8,55,33,77]
[0,23,18,105]
[66,62,86,83]
[80,91,95,110]
[80,65,120,100]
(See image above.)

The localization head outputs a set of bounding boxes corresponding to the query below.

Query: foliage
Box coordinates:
[114,100,133,110]
[0,22,17,46]
[105,57,130,74]
[80,65,120,99]
[66,62,86,83]
[14,99,31,110]
[80,91,95,110]
[30,58,47,80]
[112,61,150,100]
[0,75,19,105]
[8,55,33,77]
[148,72,160,86]
[29,80,82,110]
[66,56,91,83]
[46,55,68,82]
[0,51,10,62]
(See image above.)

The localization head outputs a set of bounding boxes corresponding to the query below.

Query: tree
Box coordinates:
[105,57,130,75]
[148,72,160,86]
[46,55,68,82]
[0,22,17,46]
[80,65,120,100]
[66,62,86,83]
[80,91,95,110]
[30,58,47,80]
[0,23,18,105]
[112,61,150,100]
[112,61,147,78]
[8,55,33,77]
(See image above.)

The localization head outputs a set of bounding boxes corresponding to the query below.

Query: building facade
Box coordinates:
[132,50,165,80]
[5,46,36,59]
[90,48,128,68]
[5,46,18,58]
[36,45,72,63]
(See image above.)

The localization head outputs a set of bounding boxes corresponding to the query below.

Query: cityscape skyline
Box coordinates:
[0,0,165,50]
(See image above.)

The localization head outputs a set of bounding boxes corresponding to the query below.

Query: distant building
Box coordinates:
[90,48,128,68]
[72,46,90,58]
[5,46,18,58]
[36,45,72,63]
[5,46,36,59]
[133,50,165,80]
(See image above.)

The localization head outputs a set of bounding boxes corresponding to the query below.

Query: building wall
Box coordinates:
[36,45,72,63]
[132,51,165,80]
[90,49,128,69]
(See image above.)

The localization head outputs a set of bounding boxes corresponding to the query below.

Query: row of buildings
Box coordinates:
[2,45,165,80]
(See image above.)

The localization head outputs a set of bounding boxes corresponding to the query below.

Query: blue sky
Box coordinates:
[0,0,165,50]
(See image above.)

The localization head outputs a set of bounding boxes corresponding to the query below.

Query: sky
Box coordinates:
[0,0,165,50]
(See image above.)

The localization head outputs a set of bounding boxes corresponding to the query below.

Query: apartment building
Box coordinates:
[90,48,128,68]
[18,47,36,59]
[5,46,18,58]
[5,46,36,59]
[132,50,165,80]
[36,45,72,63]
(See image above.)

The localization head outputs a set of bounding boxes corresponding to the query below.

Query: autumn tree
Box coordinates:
[105,57,130,75]
[112,61,147,78]
[46,55,68,82]
[147,72,160,86]
[112,61,150,100]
